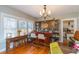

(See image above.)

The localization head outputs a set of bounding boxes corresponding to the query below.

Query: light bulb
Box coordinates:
[48,10,51,15]
[43,9,45,13]
[40,11,42,16]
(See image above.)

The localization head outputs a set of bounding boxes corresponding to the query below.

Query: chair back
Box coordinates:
[30,33,37,38]
[38,34,45,40]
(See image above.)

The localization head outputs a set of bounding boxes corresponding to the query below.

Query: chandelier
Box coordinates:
[40,5,51,20]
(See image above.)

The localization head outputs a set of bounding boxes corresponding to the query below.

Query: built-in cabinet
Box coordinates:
[35,19,60,32]
[35,19,60,42]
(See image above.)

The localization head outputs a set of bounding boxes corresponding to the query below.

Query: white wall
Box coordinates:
[77,18,79,30]
[0,6,37,22]
[59,19,63,42]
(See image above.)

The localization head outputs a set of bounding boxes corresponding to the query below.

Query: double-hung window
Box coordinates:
[18,20,27,35]
[27,21,34,34]
[3,16,17,38]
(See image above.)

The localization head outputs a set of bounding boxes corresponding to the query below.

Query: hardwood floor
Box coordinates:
[0,43,49,54]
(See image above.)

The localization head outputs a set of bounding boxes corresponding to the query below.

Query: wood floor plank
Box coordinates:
[0,43,49,54]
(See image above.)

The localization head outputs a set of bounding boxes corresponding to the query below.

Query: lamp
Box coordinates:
[40,5,51,20]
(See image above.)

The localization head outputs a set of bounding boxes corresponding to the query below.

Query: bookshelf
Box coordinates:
[63,20,75,41]
[35,19,60,32]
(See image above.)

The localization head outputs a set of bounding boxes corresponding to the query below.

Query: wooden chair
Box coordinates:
[38,33,50,44]
[29,33,37,42]
[30,33,37,38]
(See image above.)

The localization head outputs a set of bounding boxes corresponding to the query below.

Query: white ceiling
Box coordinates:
[9,5,79,19]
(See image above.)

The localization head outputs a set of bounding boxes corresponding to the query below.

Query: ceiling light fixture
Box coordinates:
[40,5,51,20]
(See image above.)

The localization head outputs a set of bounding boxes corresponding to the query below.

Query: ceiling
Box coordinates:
[9,5,79,19]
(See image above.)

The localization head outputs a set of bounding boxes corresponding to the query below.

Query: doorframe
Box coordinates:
[60,18,77,42]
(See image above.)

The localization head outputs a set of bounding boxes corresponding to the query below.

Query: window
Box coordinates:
[18,20,27,35]
[27,21,34,34]
[0,13,34,51]
[0,15,17,51]
[3,16,17,38]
